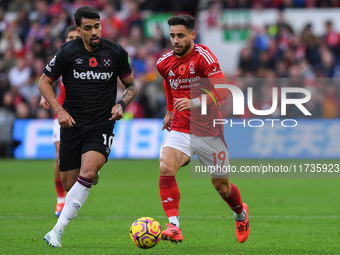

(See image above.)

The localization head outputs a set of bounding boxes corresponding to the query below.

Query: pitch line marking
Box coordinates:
[0,215,339,220]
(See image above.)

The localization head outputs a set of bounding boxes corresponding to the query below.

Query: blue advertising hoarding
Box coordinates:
[223,119,340,158]
[12,119,340,159]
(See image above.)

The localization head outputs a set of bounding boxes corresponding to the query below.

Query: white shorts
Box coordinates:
[161,130,230,175]
[53,118,60,143]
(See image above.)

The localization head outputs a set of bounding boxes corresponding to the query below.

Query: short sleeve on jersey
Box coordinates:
[118,47,132,79]
[44,47,67,81]
[201,58,223,79]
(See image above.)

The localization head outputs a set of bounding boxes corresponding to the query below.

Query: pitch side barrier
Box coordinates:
[11,118,340,159]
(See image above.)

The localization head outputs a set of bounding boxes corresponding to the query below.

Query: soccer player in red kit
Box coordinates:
[156,15,250,243]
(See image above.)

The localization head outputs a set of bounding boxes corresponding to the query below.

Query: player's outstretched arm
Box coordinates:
[110,73,137,120]
[38,73,76,128]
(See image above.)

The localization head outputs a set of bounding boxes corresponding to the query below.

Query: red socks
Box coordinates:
[223,183,244,214]
[55,178,66,198]
[159,176,180,217]
[159,177,242,216]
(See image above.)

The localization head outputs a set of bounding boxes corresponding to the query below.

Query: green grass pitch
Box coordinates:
[1,159,339,254]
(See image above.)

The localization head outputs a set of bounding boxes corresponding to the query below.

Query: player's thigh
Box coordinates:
[159,147,190,175]
[59,128,82,171]
[160,131,191,175]
[79,127,114,178]
[80,150,107,179]
[192,135,230,176]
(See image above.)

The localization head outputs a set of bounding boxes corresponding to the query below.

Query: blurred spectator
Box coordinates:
[0,47,17,73]
[15,9,31,43]
[19,71,40,103]
[0,8,9,38]
[138,77,167,118]
[235,9,340,119]
[0,68,10,107]
[0,90,16,157]
[6,0,31,12]
[151,25,168,51]
[206,0,223,28]
[15,101,30,119]
[36,107,50,119]
[322,20,340,57]
[0,22,23,55]
[8,57,31,90]
[254,26,271,52]
[316,44,337,77]
[0,0,339,121]
[238,47,257,73]
[275,59,289,77]
[301,23,319,66]
[120,0,143,38]
[323,20,339,48]
[322,83,340,118]
[34,0,51,26]
[101,4,122,42]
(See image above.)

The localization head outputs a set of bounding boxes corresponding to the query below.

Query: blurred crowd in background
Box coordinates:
[0,0,340,127]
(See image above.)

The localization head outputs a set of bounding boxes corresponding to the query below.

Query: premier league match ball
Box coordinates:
[130,217,162,249]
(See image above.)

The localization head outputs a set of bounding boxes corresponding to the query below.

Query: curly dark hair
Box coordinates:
[167,15,195,31]
[74,6,100,27]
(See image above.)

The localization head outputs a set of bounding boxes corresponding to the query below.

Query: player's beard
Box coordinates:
[90,37,101,48]
[173,42,191,57]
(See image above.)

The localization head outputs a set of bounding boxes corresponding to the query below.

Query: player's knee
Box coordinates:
[159,161,176,176]
[80,170,97,180]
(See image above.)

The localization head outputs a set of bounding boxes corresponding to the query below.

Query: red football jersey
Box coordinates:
[54,79,66,119]
[157,44,226,136]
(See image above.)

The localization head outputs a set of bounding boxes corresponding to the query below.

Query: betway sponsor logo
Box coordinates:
[169,76,201,89]
[73,69,113,80]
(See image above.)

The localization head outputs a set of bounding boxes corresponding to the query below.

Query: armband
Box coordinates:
[192,98,201,108]
[117,100,126,110]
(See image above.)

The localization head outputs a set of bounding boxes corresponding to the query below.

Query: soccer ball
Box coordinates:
[129,217,162,249]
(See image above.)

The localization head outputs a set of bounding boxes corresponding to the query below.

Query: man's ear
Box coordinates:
[192,30,196,40]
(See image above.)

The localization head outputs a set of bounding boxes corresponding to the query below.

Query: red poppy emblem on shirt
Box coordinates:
[179,65,186,74]
[89,57,97,67]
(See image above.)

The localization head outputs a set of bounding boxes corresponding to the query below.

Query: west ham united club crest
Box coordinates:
[102,56,112,68]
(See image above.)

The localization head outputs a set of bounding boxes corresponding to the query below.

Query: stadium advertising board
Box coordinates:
[13,118,340,159]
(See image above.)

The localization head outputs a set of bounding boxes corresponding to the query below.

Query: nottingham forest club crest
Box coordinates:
[189,62,195,74]
[102,56,112,68]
